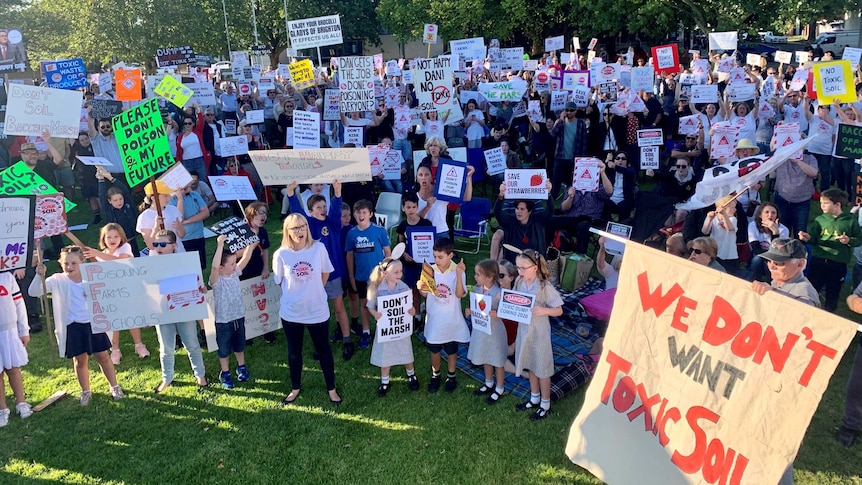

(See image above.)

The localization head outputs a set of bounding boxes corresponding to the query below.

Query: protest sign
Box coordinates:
[562,70,590,90]
[639,146,660,170]
[637,129,664,147]
[770,122,802,159]
[338,56,375,112]
[245,110,264,124]
[593,63,621,84]
[229,51,249,69]
[90,99,124,120]
[208,216,260,253]
[155,46,195,67]
[774,50,792,64]
[690,84,718,104]
[551,91,569,111]
[202,275,282,350]
[500,48,524,71]
[573,158,600,192]
[708,31,738,51]
[565,243,856,485]
[0,161,75,212]
[424,24,438,44]
[497,289,535,324]
[631,67,653,92]
[745,53,762,67]
[728,67,747,85]
[603,221,632,256]
[217,135,249,158]
[835,123,862,159]
[414,57,455,112]
[504,169,547,199]
[651,44,680,74]
[678,115,699,135]
[208,175,257,201]
[812,60,855,104]
[795,51,810,64]
[154,75,193,107]
[434,159,469,203]
[114,69,142,101]
[527,100,543,123]
[3,84,82,138]
[709,122,741,160]
[250,148,372,185]
[788,69,809,91]
[368,145,387,177]
[288,59,315,90]
[599,81,619,102]
[33,193,68,239]
[523,60,538,71]
[469,292,492,335]
[484,147,507,175]
[571,85,589,108]
[184,82,216,106]
[111,98,173,188]
[288,14,343,49]
[224,119,237,135]
[843,47,862,69]
[726,83,757,102]
[43,58,87,90]
[344,127,363,146]
[83,253,207,332]
[545,35,564,52]
[98,71,113,94]
[157,162,193,191]
[0,196,34,272]
[406,227,435,264]
[293,110,320,149]
[75,156,113,167]
[323,89,341,120]
[376,290,413,342]
[478,79,528,102]
[449,37,486,62]
[380,150,403,180]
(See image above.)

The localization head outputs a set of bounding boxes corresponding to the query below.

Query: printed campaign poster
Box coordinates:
[208,175,257,201]
[157,163,193,191]
[434,159,469,203]
[43,58,88,90]
[469,292,492,335]
[497,289,535,324]
[406,226,435,264]
[288,15,343,50]
[33,193,67,239]
[504,169,547,199]
[565,243,856,485]
[0,28,27,71]
[376,291,413,342]
[573,158,600,192]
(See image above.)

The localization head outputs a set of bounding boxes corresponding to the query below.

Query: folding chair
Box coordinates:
[375,192,403,239]
[454,197,492,254]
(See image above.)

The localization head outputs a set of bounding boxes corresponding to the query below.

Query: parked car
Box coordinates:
[812,31,861,56]
[759,31,788,43]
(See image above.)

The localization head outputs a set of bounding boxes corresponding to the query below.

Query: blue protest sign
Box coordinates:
[44,58,88,90]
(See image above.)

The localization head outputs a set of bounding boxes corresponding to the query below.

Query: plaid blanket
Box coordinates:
[416,277,604,400]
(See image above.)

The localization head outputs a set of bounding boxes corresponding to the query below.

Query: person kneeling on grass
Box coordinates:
[210,235,255,389]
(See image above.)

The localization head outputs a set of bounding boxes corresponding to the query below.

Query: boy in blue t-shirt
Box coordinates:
[346,199,392,348]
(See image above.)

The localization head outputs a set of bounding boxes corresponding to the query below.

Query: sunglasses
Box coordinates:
[184,122,194,126]
[689,248,704,255]
[153,241,172,248]
[686,136,697,140]
[614,156,627,160]
[676,165,688,169]
[565,109,575,112]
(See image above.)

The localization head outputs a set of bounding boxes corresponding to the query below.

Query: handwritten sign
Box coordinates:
[293,110,320,149]
[477,79,529,102]
[217,136,249,157]
[344,126,363,146]
[208,175,257,201]
[565,243,856,485]
[631,67,654,92]
[154,75,193,107]
[288,59,315,90]
[414,57,455,112]
[323,90,341,120]
[202,275,283,351]
[469,292,492,335]
[245,110,264,124]
[288,14,343,50]
[449,37,486,62]
[249,148,373,185]
[157,162,193,191]
[639,146,660,170]
[406,227,434,264]
[43,58,88,90]
[0,162,76,212]
[208,216,260,253]
[434,159,469,203]
[497,289,535,324]
[484,147,507,175]
[504,169,547,199]
[573,158,600,192]
[112,98,173,188]
[603,221,632,256]
[708,31,738,51]
[812,60,855,104]
[184,82,216,106]
[90,99,124,120]
[3,84,82,138]
[0,196,35,272]
[83,253,207,332]
[338,56,375,112]
[835,123,862,159]
[376,290,413,342]
[75,156,113,167]
[651,44,680,74]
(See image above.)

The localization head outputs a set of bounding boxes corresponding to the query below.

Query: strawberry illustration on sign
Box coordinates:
[530,173,544,186]
[478,299,487,311]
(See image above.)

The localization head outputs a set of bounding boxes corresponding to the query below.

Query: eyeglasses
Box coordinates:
[288,225,307,232]
[60,246,83,253]
[152,241,172,248]
[516,265,536,271]
[255,209,268,215]
[676,165,688,169]
[689,248,704,255]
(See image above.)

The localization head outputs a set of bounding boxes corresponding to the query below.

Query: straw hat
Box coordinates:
[734,138,759,155]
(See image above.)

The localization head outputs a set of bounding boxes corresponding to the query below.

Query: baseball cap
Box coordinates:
[20,143,37,152]
[759,238,807,262]
[144,180,173,196]
[564,102,577,110]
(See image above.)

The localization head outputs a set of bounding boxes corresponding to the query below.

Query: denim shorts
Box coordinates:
[215,318,247,358]
[324,277,343,299]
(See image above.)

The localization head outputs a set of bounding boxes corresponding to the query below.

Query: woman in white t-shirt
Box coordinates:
[420,110,448,141]
[724,98,758,145]
[805,104,836,191]
[462,99,486,148]
[273,213,341,406]
[136,180,186,254]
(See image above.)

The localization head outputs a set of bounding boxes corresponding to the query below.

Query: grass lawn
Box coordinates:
[2,182,862,484]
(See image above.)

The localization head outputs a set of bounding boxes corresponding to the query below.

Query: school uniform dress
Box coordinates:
[424,265,470,345]
[513,278,563,379]
[466,284,508,368]
[0,273,29,369]
[369,281,414,367]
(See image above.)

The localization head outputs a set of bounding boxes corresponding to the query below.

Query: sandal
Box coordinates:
[473,384,494,396]
[486,391,504,405]
[530,407,551,421]
[154,381,172,394]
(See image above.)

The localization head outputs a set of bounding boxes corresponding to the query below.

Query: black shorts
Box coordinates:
[65,322,111,358]
[355,280,368,300]
[426,341,460,355]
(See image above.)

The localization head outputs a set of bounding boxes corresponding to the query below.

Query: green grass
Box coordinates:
[1,184,862,484]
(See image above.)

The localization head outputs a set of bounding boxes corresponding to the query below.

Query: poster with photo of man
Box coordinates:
[0,28,27,71]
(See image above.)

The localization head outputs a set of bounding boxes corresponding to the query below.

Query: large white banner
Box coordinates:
[3,84,83,138]
[202,275,283,352]
[338,56,375,112]
[249,148,372,185]
[82,253,207,332]
[566,243,856,485]
[288,14,343,50]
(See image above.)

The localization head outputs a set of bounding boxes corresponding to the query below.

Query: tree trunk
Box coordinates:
[808,21,818,42]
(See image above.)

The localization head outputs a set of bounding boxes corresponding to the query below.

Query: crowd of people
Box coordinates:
[1,41,862,464]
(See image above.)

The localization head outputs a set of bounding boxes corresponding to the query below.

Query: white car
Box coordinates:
[760,31,788,43]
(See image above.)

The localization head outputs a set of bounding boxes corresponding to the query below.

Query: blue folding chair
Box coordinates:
[454,197,492,254]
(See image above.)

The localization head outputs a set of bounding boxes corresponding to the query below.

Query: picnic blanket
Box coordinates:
[416,278,605,400]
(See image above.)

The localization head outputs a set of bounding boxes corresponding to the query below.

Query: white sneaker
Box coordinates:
[15,402,32,419]
[110,385,125,400]
[0,408,9,427]
[80,390,92,406]
[110,349,122,365]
